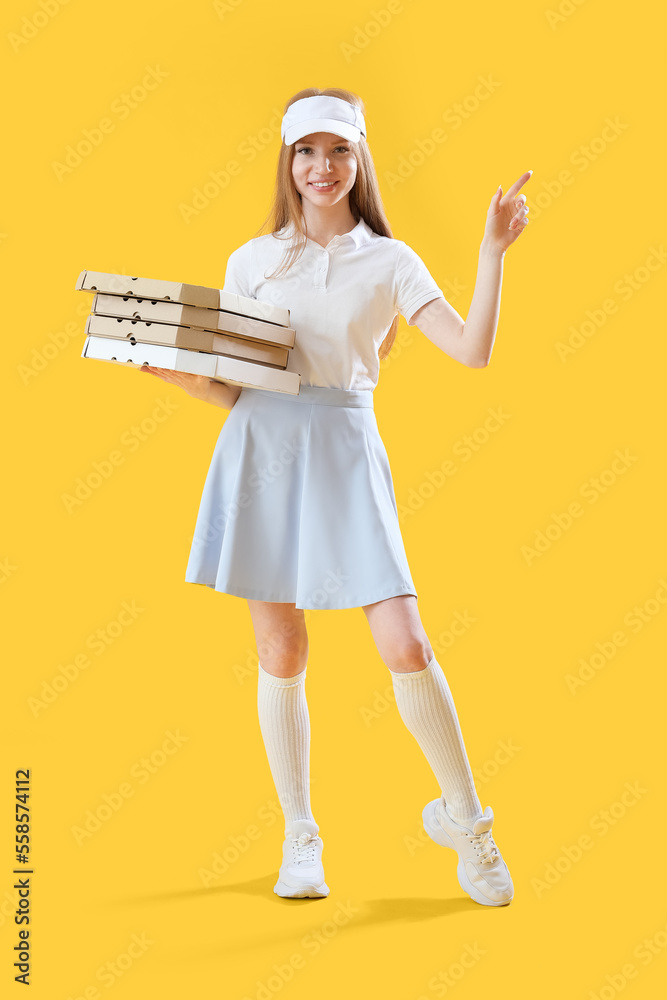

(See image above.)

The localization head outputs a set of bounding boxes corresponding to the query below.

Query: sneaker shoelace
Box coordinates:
[289,833,317,866]
[468,830,500,865]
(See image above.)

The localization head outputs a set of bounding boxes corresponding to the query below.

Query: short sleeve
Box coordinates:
[221,241,254,298]
[394,242,446,325]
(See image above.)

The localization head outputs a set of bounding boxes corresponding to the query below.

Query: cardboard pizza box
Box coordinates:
[85,314,289,368]
[76,270,290,327]
[81,334,301,395]
[91,292,295,349]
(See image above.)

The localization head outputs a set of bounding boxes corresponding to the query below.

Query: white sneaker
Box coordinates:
[422,798,514,906]
[273,819,330,898]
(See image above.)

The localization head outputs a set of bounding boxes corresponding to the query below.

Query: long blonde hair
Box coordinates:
[252,86,399,361]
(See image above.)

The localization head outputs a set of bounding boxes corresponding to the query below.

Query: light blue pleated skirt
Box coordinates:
[184,384,417,610]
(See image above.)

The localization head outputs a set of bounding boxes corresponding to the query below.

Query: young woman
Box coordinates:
[140,87,530,906]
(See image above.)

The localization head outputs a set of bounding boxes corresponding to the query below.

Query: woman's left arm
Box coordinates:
[410,171,532,368]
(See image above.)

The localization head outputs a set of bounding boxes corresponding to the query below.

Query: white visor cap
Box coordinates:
[281,95,366,146]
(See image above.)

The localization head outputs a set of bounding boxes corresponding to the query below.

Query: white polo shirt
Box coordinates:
[221,217,445,390]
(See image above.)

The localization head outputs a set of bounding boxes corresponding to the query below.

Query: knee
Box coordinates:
[257,634,308,678]
[384,638,434,673]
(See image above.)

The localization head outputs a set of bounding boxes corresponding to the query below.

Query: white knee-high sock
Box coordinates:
[256,661,316,831]
[388,653,483,829]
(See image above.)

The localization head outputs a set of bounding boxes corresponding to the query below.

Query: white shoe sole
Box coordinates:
[273,878,330,899]
[422,799,513,907]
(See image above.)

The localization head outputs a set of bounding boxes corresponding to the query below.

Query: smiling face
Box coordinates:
[291,132,358,210]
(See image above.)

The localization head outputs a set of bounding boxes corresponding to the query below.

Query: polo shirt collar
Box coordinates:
[279,216,373,250]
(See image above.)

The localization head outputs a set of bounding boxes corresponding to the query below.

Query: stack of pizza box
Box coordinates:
[76,269,301,395]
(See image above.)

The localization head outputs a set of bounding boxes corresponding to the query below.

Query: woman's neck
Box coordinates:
[300,202,359,248]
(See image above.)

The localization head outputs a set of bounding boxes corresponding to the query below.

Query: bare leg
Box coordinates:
[362,594,433,671]
[246,600,308,677]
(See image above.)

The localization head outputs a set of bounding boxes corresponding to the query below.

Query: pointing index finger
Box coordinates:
[502,171,533,201]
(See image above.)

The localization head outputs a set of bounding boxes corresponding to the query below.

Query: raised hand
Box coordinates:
[483,171,532,253]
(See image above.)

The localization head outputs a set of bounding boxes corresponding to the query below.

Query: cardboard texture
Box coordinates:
[91,292,296,348]
[85,314,289,368]
[76,270,290,327]
[81,334,301,395]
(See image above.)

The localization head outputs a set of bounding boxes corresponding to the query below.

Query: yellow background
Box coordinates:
[2,0,666,996]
